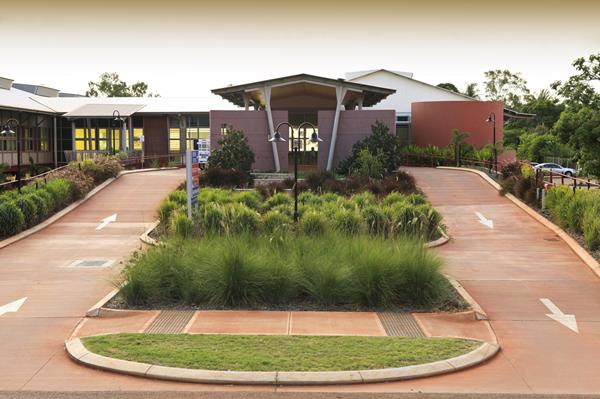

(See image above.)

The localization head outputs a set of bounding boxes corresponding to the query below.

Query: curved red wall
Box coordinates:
[411,101,504,149]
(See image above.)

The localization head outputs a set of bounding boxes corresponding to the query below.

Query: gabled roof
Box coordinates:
[345,69,414,80]
[347,69,476,101]
[212,73,396,108]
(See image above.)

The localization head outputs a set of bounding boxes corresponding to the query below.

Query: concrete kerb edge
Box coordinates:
[139,220,160,246]
[437,166,600,279]
[64,337,498,385]
[0,167,178,250]
[424,227,450,248]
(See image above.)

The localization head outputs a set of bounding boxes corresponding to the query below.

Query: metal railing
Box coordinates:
[401,153,503,178]
[0,165,69,191]
[541,169,600,192]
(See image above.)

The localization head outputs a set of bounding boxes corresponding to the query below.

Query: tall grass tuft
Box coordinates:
[301,210,327,236]
[332,209,363,235]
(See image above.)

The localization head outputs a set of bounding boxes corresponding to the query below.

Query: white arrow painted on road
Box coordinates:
[475,212,494,229]
[96,213,117,230]
[0,297,27,317]
[540,298,579,333]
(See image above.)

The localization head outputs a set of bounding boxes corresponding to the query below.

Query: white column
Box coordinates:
[53,117,57,167]
[326,85,347,171]
[243,93,250,111]
[261,86,280,172]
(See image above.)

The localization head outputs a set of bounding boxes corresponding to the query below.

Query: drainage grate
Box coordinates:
[377,312,425,337]
[144,310,196,334]
[66,259,114,268]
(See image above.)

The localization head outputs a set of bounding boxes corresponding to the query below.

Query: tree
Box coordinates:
[462,83,479,99]
[516,132,571,163]
[86,72,159,97]
[484,69,530,108]
[508,89,565,130]
[552,53,600,109]
[450,129,470,165]
[353,149,387,179]
[553,106,600,176]
[437,83,459,93]
[208,126,255,172]
[336,121,401,175]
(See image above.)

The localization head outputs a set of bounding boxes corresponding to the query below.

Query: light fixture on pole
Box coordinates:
[1,118,22,192]
[113,110,125,153]
[485,112,497,174]
[268,121,323,223]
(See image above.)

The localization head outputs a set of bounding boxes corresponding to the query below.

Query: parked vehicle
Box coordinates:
[534,163,577,177]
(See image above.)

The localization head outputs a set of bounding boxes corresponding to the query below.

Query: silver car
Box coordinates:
[534,163,577,177]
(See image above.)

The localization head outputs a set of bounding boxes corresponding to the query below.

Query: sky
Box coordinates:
[1,0,599,98]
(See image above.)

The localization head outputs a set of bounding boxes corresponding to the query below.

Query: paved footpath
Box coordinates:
[2,167,600,395]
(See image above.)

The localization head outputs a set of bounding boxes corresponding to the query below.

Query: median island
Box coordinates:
[82,334,480,372]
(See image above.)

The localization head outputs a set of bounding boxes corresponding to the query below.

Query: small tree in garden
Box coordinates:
[354,149,386,179]
[208,126,255,172]
[450,129,470,166]
[337,121,401,175]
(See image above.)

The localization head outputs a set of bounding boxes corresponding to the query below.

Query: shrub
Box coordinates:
[15,196,38,228]
[383,192,407,206]
[171,211,196,239]
[381,171,418,195]
[332,209,363,235]
[361,205,389,236]
[78,156,122,184]
[158,200,178,225]
[233,191,262,210]
[50,168,94,199]
[43,179,74,208]
[27,192,50,222]
[352,149,387,179]
[168,190,188,207]
[406,193,428,206]
[197,202,226,235]
[34,190,55,214]
[583,206,600,251]
[416,204,444,240]
[351,191,376,209]
[301,211,327,236]
[304,171,335,192]
[0,201,25,238]
[386,202,427,239]
[263,210,292,235]
[225,204,260,235]
[208,126,255,172]
[204,167,252,188]
[264,192,292,210]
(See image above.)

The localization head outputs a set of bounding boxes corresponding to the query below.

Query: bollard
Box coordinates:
[541,188,546,210]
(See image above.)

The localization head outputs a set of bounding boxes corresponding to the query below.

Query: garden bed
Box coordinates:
[81,334,479,372]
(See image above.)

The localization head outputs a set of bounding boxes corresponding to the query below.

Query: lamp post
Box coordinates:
[113,110,125,154]
[485,112,497,174]
[1,118,22,192]
[269,121,322,223]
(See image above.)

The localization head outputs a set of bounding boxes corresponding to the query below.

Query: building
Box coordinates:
[0,71,529,174]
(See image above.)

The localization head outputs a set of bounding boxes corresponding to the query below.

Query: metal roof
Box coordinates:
[212,73,396,108]
[0,87,58,114]
[63,104,146,118]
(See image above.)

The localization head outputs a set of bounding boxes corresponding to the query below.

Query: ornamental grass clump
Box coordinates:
[197,202,226,235]
[263,192,292,211]
[171,211,196,239]
[361,205,389,236]
[301,210,327,236]
[331,209,363,235]
[118,232,453,310]
[262,210,292,235]
[224,203,260,235]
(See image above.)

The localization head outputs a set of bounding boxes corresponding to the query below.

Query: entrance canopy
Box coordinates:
[212,74,395,110]
[63,104,145,118]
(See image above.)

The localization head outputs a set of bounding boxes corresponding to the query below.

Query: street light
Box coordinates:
[269,121,323,223]
[1,118,22,192]
[113,110,125,154]
[485,112,497,174]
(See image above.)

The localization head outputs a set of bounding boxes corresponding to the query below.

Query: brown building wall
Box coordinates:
[411,101,504,149]
[142,115,168,159]
[319,110,396,170]
[209,110,288,172]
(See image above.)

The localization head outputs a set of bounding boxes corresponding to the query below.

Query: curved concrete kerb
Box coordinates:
[65,336,499,385]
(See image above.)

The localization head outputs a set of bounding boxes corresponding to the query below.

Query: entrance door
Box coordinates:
[288,112,319,172]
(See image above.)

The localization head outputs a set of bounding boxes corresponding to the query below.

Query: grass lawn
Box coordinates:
[82,334,480,372]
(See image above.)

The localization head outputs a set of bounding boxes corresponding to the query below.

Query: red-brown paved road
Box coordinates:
[2,167,600,395]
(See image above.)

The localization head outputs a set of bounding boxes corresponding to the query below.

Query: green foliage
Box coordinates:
[158,200,178,225]
[337,121,401,175]
[301,210,327,236]
[436,83,459,93]
[171,212,196,239]
[484,69,530,109]
[500,162,542,206]
[0,201,25,238]
[167,190,188,207]
[332,209,363,235]
[262,210,292,235]
[552,53,600,109]
[15,196,37,228]
[516,132,571,163]
[27,192,50,222]
[351,191,376,209]
[198,203,226,235]
[264,192,292,210]
[353,149,386,179]
[119,232,455,310]
[361,205,388,236]
[44,179,74,208]
[553,106,600,177]
[224,203,260,235]
[0,163,8,184]
[233,190,262,210]
[86,72,158,97]
[208,126,255,172]
[78,157,123,184]
[583,206,600,251]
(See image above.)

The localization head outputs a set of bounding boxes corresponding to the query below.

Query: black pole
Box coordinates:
[493,116,497,175]
[293,127,298,223]
[16,124,22,193]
